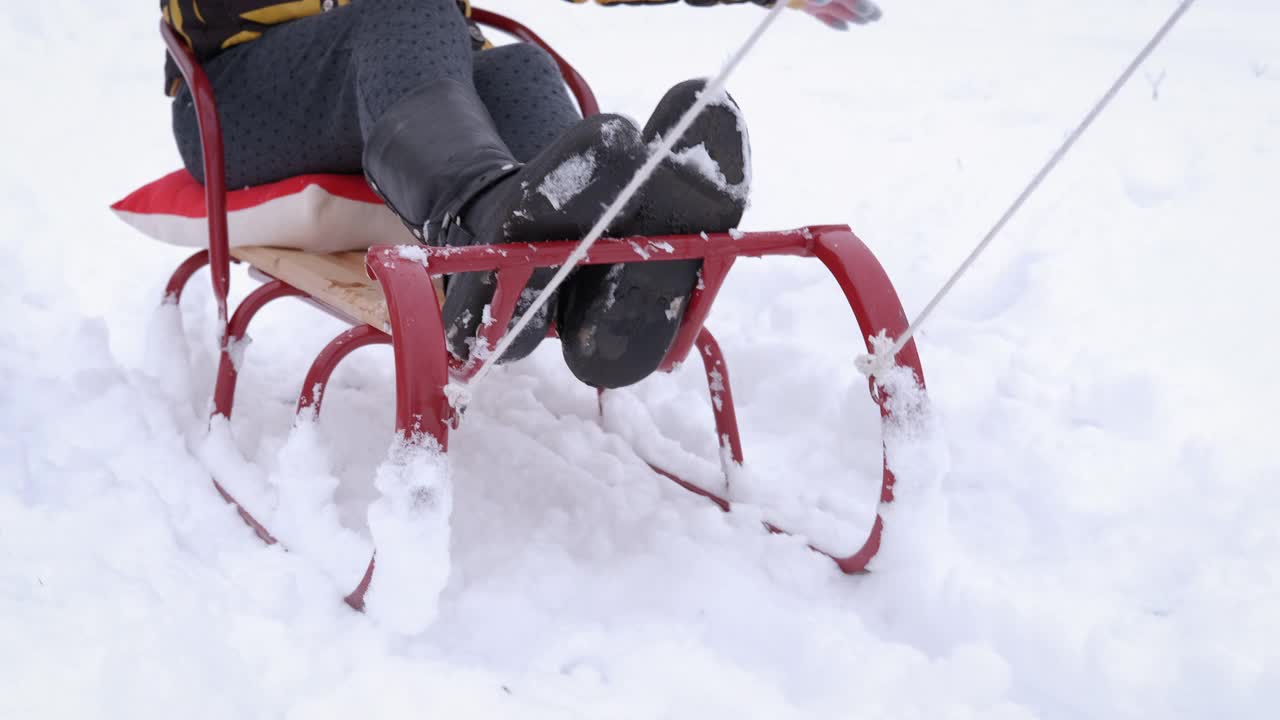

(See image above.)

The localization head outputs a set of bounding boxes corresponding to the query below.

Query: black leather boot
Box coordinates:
[557,79,751,389]
[363,78,646,362]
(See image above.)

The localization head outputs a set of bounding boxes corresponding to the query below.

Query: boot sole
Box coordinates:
[442,114,645,363]
[558,82,748,389]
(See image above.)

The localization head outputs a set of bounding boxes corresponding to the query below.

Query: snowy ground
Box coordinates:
[3,0,1278,717]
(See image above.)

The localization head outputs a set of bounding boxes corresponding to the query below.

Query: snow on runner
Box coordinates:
[364,434,452,634]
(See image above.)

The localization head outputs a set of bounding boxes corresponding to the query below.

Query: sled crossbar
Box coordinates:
[400,227,817,273]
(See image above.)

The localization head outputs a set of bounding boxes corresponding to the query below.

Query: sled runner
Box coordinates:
[137,9,926,611]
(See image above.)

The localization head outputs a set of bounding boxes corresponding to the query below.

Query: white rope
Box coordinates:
[450,0,790,406]
[856,0,1200,381]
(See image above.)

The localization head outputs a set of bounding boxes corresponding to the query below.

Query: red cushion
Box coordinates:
[112,170,413,252]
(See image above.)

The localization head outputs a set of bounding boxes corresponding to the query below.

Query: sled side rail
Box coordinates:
[367,224,922,382]
[376,227,826,275]
[372,224,923,387]
[160,20,231,328]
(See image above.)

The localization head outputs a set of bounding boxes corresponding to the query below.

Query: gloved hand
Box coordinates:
[786,0,882,31]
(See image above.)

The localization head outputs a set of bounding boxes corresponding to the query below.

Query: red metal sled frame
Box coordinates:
[159,9,924,610]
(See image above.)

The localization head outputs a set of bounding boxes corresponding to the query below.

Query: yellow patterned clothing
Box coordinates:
[161,0,772,94]
[162,1,471,93]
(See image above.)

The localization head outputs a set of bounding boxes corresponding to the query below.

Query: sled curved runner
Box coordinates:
[154,9,926,610]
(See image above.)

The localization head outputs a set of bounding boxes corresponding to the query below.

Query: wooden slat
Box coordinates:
[231,246,443,333]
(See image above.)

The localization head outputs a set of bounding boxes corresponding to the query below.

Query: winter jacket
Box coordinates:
[161,0,772,95]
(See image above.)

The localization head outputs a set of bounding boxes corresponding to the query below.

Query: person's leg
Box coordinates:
[349,0,473,134]
[171,0,646,364]
[472,43,581,163]
[168,0,626,363]
[171,0,473,187]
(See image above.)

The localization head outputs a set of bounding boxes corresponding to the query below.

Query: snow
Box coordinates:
[395,244,429,265]
[536,150,598,211]
[665,296,685,321]
[222,333,253,373]
[4,0,1280,718]
[364,434,452,634]
[517,286,553,327]
[601,263,625,310]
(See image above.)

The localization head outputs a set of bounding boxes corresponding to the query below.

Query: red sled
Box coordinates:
[133,8,927,611]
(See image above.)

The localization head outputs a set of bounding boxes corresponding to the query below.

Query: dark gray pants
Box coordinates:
[172,0,581,187]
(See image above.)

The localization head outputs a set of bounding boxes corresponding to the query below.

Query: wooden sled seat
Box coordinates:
[231,246,443,334]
